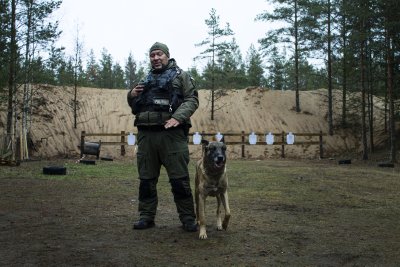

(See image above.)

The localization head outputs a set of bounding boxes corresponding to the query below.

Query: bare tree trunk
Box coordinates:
[294,0,300,113]
[341,0,348,128]
[6,0,16,135]
[211,37,215,121]
[386,32,396,163]
[6,0,17,160]
[74,83,78,128]
[360,15,368,160]
[327,0,333,135]
[73,24,83,129]
[368,90,374,153]
[22,0,33,160]
[367,45,374,153]
[384,74,388,133]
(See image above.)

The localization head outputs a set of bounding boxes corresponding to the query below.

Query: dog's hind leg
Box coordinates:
[221,191,231,230]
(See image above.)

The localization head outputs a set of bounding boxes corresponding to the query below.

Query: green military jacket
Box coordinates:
[127,59,199,128]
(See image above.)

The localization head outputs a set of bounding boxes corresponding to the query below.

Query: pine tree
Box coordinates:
[99,48,113,89]
[124,52,138,89]
[57,57,74,85]
[221,38,247,89]
[0,0,10,89]
[84,50,98,87]
[6,0,17,139]
[112,62,125,89]
[256,0,316,112]
[72,23,84,128]
[246,44,265,87]
[265,47,287,91]
[187,66,204,89]
[195,8,234,120]
[382,0,399,163]
[20,0,62,141]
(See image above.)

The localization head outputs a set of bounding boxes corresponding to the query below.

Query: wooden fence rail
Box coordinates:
[80,130,326,159]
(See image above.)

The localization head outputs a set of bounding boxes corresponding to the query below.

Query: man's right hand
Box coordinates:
[130,84,145,97]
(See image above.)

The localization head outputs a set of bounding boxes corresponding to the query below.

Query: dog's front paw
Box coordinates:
[199,227,207,239]
[199,233,208,239]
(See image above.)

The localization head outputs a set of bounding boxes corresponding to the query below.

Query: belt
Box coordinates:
[137,124,188,136]
[137,125,168,131]
[134,111,172,126]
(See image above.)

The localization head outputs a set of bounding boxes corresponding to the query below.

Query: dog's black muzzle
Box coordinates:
[214,155,226,168]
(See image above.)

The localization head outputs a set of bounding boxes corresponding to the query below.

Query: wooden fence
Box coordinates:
[80,130,326,159]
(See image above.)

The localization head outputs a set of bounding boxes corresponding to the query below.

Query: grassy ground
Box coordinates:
[1,158,399,266]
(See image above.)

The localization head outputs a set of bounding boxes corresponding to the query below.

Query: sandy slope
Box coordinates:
[0,85,389,160]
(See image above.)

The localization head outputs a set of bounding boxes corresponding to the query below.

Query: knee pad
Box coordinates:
[170,177,193,199]
[139,178,157,201]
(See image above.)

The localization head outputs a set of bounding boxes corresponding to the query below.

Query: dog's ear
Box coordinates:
[220,136,225,143]
[201,139,209,146]
[201,139,209,154]
[201,139,209,156]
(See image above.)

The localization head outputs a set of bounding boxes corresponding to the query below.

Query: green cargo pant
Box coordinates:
[135,127,196,224]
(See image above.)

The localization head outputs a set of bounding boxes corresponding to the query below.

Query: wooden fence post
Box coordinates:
[281,131,285,158]
[319,130,323,159]
[121,131,125,156]
[80,131,85,158]
[241,130,245,158]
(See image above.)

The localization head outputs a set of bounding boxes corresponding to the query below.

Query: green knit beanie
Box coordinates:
[149,42,170,57]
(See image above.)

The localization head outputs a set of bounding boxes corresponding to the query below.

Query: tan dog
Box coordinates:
[195,140,231,239]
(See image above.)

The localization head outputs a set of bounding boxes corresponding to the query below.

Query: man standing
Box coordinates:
[127,42,198,232]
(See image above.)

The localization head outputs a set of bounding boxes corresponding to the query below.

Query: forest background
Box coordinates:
[0,0,399,162]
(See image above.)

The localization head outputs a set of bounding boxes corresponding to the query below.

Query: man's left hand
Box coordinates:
[165,118,180,129]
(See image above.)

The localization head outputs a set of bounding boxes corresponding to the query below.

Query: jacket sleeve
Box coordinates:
[127,89,138,115]
[171,71,199,124]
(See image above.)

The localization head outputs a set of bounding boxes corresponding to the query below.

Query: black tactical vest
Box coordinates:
[142,67,178,112]
[133,67,184,126]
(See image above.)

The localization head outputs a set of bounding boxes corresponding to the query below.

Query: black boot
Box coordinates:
[182,221,198,232]
[133,219,155,230]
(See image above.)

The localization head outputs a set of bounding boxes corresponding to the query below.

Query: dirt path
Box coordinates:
[1,159,399,266]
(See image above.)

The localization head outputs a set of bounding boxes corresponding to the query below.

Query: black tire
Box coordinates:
[43,166,67,175]
[338,159,351,165]
[79,159,96,165]
[378,162,394,168]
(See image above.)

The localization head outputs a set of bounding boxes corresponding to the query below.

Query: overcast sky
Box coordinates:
[54,0,274,70]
